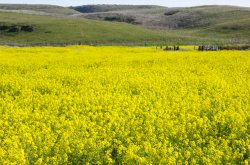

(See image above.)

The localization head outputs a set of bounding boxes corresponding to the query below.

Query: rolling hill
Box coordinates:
[73,5,250,29]
[0,4,249,45]
[75,5,250,39]
[0,12,186,45]
[0,4,79,15]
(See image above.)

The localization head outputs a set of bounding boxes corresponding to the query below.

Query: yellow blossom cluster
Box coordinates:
[0,46,249,164]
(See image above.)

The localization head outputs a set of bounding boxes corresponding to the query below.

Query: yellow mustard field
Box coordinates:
[0,46,250,164]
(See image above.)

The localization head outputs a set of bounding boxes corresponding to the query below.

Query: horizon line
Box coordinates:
[0,3,249,8]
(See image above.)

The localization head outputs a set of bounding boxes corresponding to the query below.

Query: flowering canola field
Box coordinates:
[0,46,249,164]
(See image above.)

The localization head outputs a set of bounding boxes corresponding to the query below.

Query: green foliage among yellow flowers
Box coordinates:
[0,46,249,164]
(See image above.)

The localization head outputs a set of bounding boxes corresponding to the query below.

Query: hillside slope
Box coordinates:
[75,5,250,41]
[0,4,249,45]
[74,5,250,29]
[0,12,185,45]
[0,4,79,15]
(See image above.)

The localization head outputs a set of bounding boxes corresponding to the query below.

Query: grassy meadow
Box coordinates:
[0,46,249,164]
[0,12,171,45]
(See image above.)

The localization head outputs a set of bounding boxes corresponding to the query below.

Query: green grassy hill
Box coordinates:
[75,5,250,29]
[0,4,79,15]
[0,12,184,45]
[77,5,250,42]
[0,4,249,45]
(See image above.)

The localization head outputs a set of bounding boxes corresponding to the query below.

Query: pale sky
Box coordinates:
[1,0,250,7]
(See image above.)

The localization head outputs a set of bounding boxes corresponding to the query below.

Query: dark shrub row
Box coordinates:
[0,25,34,32]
